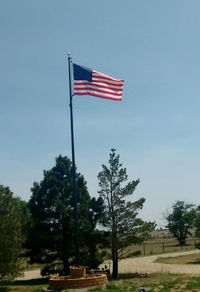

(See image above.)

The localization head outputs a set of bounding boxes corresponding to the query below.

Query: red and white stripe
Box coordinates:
[74,70,124,101]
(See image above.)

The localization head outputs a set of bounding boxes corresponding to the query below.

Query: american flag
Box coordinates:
[73,63,124,101]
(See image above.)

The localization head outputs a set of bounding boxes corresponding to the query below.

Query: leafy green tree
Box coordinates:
[166,200,196,246]
[97,149,155,278]
[28,155,103,274]
[0,185,26,280]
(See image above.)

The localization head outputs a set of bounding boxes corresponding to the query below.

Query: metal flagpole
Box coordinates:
[67,52,79,266]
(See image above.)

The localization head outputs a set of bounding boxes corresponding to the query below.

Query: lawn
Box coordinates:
[2,273,200,291]
[89,273,200,291]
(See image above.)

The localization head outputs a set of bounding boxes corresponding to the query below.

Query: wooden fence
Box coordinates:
[120,237,199,259]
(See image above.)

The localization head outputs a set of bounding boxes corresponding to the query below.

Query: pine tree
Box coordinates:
[28,155,103,274]
[98,149,155,278]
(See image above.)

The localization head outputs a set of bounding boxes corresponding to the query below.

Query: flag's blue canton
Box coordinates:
[73,64,92,81]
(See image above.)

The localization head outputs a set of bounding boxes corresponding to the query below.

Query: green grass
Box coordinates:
[89,273,200,291]
[185,277,200,290]
[2,273,200,291]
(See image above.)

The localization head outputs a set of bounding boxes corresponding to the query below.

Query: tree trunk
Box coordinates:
[63,255,70,275]
[112,230,118,278]
[112,248,118,278]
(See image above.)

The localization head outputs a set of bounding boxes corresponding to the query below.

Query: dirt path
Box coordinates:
[117,249,200,274]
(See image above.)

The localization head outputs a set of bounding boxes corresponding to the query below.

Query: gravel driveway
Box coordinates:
[117,249,200,274]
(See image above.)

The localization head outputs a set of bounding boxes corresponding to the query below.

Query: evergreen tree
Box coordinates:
[0,185,25,280]
[28,155,103,274]
[98,149,155,278]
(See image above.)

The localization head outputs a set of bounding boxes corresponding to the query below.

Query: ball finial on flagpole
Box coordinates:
[67,52,71,59]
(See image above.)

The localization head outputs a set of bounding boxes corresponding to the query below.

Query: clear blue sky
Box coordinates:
[1,0,200,227]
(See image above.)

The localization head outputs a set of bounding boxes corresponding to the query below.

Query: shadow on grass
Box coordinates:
[188,259,200,264]
[116,273,148,280]
[0,278,48,287]
[0,288,8,292]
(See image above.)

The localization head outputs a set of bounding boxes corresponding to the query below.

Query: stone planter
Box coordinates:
[48,267,108,290]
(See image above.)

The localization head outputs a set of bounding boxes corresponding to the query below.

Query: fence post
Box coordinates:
[162,242,165,253]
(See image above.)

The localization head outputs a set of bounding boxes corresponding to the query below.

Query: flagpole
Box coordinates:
[67,52,79,266]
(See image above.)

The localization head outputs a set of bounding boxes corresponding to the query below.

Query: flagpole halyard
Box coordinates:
[67,52,80,266]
